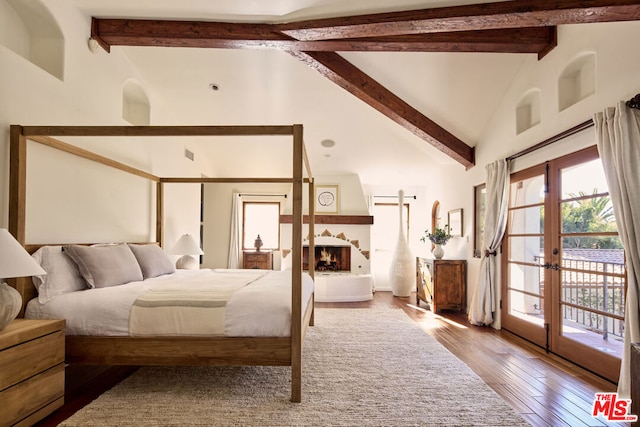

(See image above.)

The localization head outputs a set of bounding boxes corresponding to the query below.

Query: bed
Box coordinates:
[8,124,316,402]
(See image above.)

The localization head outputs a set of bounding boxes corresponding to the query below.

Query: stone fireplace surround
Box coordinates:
[280,227,374,302]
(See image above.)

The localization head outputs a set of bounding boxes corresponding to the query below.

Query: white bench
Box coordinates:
[314,273,374,302]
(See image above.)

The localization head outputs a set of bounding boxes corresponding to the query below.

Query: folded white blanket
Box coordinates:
[129,271,267,336]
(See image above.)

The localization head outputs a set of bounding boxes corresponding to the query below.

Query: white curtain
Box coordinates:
[468,159,511,326]
[227,192,242,269]
[594,101,640,397]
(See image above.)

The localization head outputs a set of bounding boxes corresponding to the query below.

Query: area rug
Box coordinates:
[59,307,529,426]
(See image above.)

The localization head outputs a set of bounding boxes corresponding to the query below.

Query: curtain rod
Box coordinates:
[506,119,594,162]
[239,193,287,198]
[374,195,417,199]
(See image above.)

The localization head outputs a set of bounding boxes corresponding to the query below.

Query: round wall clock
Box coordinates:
[315,185,339,213]
[317,191,335,207]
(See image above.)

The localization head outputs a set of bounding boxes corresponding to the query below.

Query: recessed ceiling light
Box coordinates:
[320,139,335,148]
[209,83,220,91]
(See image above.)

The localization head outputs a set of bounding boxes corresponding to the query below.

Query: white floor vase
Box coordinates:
[389,190,414,297]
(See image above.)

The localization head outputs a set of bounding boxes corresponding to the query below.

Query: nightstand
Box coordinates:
[243,251,273,270]
[0,319,65,426]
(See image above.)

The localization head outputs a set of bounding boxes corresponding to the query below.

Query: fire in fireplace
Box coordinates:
[303,246,351,272]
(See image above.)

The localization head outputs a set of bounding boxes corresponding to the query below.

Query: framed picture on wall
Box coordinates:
[315,185,339,214]
[448,208,463,237]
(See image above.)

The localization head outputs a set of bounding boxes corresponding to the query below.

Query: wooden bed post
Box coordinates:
[156,181,164,246]
[8,125,31,316]
[308,178,315,327]
[291,124,304,402]
[8,125,27,243]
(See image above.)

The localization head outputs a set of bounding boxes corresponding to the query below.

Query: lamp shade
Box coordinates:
[0,229,46,279]
[170,234,204,256]
[0,229,46,331]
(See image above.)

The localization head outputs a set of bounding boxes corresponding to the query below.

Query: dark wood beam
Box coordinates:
[279,0,640,40]
[91,18,556,55]
[289,50,474,168]
[280,215,374,225]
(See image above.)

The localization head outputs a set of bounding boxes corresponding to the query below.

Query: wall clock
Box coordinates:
[315,185,339,214]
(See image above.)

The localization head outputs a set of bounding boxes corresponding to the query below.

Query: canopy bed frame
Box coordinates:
[8,124,315,402]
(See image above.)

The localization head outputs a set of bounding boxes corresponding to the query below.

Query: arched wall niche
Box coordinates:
[558,52,596,112]
[515,88,542,134]
[122,80,151,125]
[0,0,65,80]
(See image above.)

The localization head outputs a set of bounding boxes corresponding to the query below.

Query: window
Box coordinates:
[242,202,280,250]
[372,203,410,251]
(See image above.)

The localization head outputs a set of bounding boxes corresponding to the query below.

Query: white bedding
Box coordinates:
[25,269,314,337]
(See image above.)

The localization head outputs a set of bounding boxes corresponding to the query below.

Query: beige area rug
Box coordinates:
[60,307,529,426]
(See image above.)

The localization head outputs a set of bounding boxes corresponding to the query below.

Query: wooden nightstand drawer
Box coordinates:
[0,319,65,426]
[0,364,65,427]
[0,329,64,389]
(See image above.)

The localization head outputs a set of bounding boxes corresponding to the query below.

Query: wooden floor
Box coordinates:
[37,291,625,427]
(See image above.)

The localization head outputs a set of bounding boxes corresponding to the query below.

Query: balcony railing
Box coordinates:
[534,252,626,341]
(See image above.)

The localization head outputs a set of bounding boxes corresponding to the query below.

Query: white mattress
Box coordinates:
[25,269,314,337]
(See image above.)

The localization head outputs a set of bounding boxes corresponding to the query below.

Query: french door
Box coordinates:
[502,146,624,382]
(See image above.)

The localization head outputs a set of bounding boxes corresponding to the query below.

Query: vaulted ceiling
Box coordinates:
[69,0,640,184]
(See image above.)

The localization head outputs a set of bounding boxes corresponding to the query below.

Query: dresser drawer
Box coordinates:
[243,252,273,270]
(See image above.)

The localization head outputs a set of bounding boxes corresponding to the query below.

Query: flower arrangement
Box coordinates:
[421,225,453,246]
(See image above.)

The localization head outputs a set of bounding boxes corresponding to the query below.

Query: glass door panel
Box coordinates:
[507,263,545,326]
[502,166,548,347]
[555,153,625,371]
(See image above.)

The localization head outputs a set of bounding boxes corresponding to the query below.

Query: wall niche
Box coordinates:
[122,80,151,125]
[0,0,65,80]
[515,89,541,134]
[558,53,596,112]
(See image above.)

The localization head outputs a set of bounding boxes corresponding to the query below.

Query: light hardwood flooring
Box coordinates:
[37,291,624,426]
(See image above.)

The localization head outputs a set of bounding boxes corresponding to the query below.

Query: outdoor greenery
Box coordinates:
[561,190,622,249]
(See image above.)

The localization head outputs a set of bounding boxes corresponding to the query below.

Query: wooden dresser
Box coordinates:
[0,319,65,427]
[243,251,273,270]
[417,258,466,313]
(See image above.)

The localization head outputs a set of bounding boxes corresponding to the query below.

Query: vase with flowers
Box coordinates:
[420,225,453,259]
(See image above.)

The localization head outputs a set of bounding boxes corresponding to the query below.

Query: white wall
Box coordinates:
[435,21,640,325]
[0,1,211,246]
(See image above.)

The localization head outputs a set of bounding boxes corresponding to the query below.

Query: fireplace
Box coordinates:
[303,246,351,272]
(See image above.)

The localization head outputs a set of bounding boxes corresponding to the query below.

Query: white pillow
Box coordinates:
[64,243,143,288]
[31,246,88,303]
[128,243,175,279]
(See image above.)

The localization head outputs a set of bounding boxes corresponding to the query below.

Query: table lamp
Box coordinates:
[170,233,204,270]
[0,229,47,330]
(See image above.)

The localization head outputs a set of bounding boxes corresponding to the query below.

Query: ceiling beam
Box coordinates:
[92,18,556,56]
[288,50,475,168]
[279,0,640,40]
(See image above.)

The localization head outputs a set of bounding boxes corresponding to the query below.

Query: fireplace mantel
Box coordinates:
[279,215,373,225]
